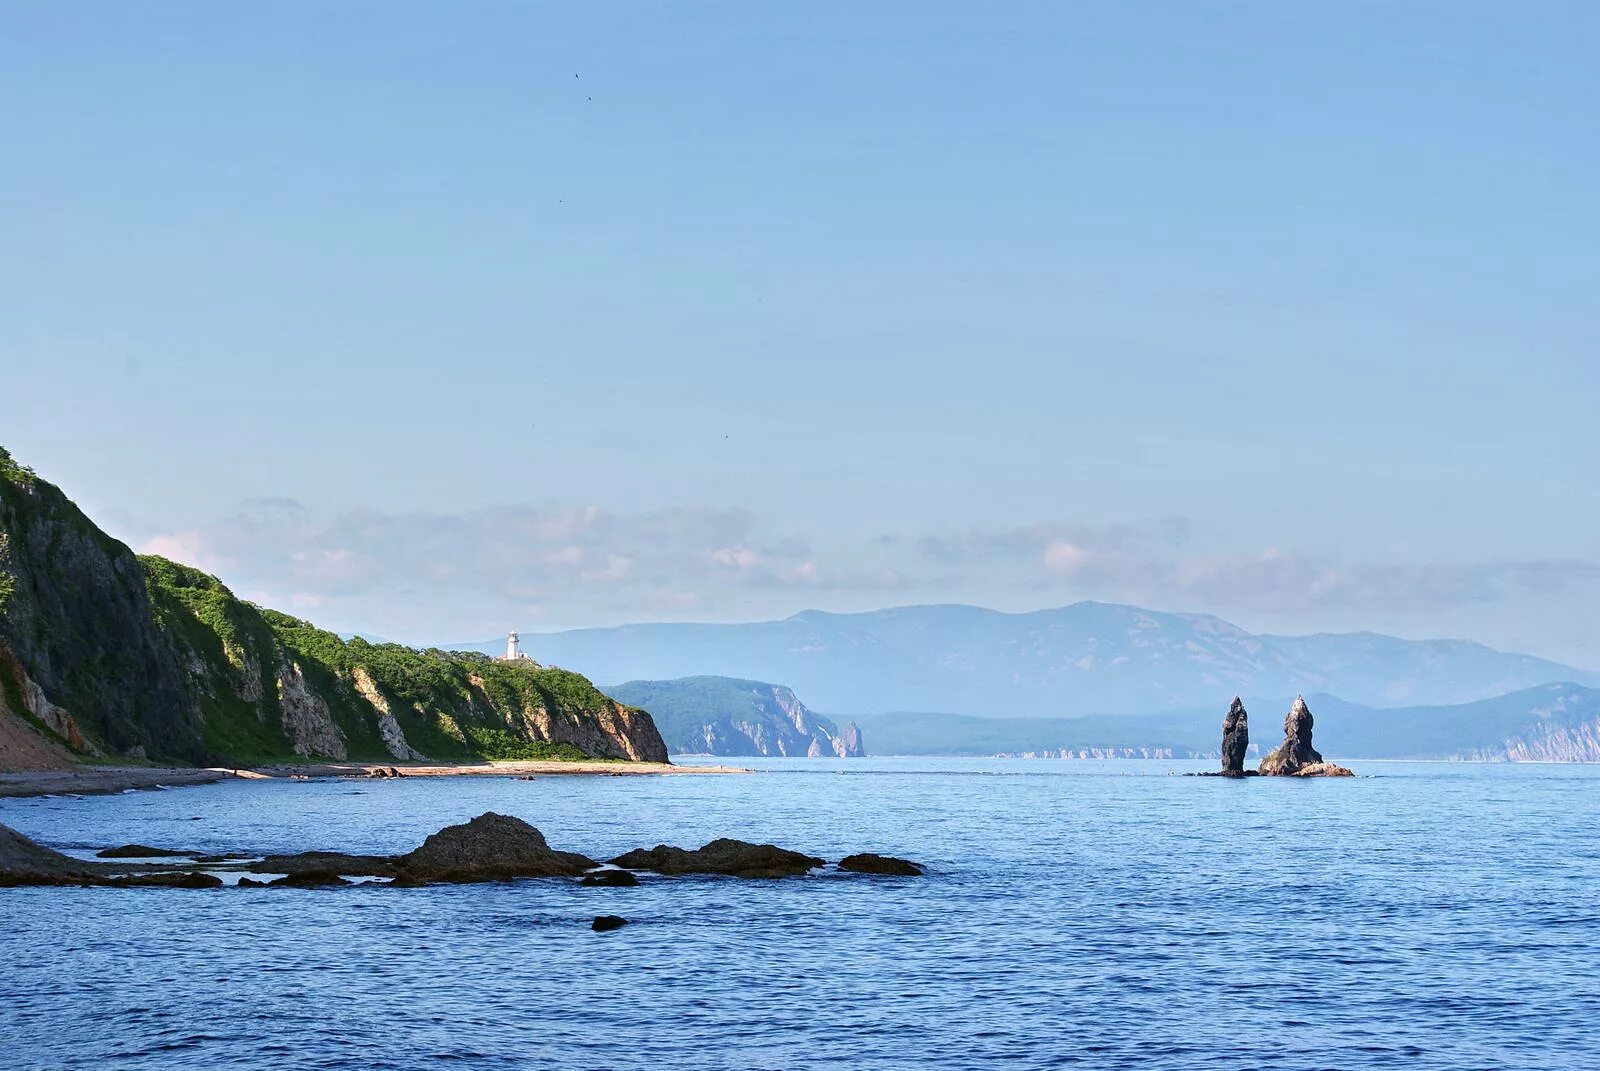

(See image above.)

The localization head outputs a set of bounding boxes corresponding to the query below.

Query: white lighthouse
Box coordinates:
[504,631,524,661]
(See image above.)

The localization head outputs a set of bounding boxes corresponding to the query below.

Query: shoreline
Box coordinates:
[0,759,749,799]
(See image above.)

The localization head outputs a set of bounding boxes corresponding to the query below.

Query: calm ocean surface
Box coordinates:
[1,758,1597,1071]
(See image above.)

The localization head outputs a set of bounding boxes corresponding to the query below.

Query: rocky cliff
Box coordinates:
[0,447,667,768]
[605,676,864,757]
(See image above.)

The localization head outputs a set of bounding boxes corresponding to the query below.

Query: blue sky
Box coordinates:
[4,3,1597,661]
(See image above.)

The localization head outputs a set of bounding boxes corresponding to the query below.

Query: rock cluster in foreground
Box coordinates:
[0,812,924,889]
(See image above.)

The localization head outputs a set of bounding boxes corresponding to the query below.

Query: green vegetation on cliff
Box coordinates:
[0,448,667,768]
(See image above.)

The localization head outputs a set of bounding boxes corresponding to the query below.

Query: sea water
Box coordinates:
[1,758,1596,1070]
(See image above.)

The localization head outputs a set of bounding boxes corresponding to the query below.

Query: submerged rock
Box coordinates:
[591,914,629,931]
[610,839,823,879]
[250,851,396,878]
[838,853,924,876]
[1221,697,1250,776]
[1259,696,1353,776]
[395,813,596,883]
[96,844,191,859]
[110,871,223,889]
[270,871,352,887]
[580,869,640,887]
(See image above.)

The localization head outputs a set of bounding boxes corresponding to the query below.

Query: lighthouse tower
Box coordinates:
[504,631,523,661]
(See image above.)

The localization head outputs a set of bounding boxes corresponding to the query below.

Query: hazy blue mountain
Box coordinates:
[854,684,1600,762]
[605,676,863,758]
[1301,683,1600,761]
[1258,632,1590,707]
[456,602,1598,717]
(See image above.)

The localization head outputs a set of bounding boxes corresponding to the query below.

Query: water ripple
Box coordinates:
[0,758,1596,1069]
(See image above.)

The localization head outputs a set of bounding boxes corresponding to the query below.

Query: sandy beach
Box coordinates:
[0,759,747,798]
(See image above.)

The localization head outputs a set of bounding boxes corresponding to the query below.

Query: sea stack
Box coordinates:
[1220,697,1250,776]
[1258,696,1353,777]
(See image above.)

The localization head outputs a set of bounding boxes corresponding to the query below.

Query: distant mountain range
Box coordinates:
[852,684,1600,762]
[456,603,1599,717]
[605,676,864,758]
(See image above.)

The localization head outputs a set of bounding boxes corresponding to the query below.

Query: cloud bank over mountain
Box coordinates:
[133,498,1599,662]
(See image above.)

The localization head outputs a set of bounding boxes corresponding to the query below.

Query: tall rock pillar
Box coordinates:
[1220,696,1249,776]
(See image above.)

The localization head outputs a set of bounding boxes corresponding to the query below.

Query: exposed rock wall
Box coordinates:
[275,659,348,760]
[351,665,424,761]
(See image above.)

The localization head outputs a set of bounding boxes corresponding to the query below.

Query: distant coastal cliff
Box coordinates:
[0,447,666,768]
[606,676,865,758]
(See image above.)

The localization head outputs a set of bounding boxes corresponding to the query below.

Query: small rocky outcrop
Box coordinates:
[109,871,222,888]
[838,853,923,876]
[250,851,397,878]
[394,813,596,883]
[580,869,640,887]
[0,823,104,886]
[591,914,628,931]
[610,838,824,879]
[1221,697,1250,776]
[1259,696,1353,776]
[96,844,191,859]
[270,871,352,887]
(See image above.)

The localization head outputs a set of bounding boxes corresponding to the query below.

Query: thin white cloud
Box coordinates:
[137,502,1599,638]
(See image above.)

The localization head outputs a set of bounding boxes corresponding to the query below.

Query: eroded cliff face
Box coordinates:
[1450,686,1600,762]
[467,672,667,763]
[275,658,348,760]
[0,447,669,769]
[621,677,864,758]
[351,665,424,761]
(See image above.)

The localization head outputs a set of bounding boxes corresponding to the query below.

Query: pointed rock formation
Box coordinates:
[1258,696,1353,776]
[1221,696,1250,776]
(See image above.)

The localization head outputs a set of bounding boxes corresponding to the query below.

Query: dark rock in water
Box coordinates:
[237,877,269,887]
[270,871,352,887]
[366,766,404,778]
[395,813,596,883]
[191,853,251,864]
[611,839,823,879]
[1259,696,1353,776]
[0,823,105,886]
[591,914,629,931]
[1221,696,1250,776]
[838,853,924,876]
[250,851,396,877]
[96,844,191,859]
[110,871,223,888]
[580,869,640,887]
